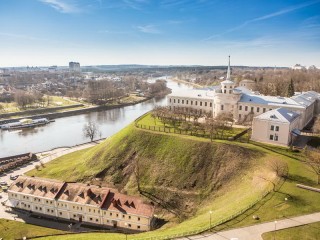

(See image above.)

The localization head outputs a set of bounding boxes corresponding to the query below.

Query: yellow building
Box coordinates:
[8,176,155,231]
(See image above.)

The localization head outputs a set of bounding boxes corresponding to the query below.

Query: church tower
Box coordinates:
[220,56,236,94]
[213,56,242,119]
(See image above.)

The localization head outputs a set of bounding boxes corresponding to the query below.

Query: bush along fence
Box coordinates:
[135,123,250,142]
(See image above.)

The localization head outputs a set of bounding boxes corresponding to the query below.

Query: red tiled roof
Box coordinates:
[9,176,155,218]
[8,176,64,199]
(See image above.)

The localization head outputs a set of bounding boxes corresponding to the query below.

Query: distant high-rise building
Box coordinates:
[69,61,81,72]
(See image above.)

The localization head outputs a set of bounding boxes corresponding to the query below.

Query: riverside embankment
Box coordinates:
[0,79,193,157]
[0,97,151,125]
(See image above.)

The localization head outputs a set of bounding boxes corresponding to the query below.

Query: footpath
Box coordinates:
[177,212,320,240]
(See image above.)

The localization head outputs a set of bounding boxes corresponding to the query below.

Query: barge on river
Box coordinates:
[0,118,51,130]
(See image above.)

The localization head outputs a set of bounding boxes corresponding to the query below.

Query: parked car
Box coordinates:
[10,175,19,180]
[0,181,7,186]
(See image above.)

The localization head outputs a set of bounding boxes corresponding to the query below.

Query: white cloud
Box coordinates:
[39,0,79,13]
[136,24,161,34]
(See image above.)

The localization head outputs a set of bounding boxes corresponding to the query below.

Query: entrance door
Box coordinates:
[113,221,117,228]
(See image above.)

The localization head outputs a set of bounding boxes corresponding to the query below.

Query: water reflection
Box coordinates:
[0,79,192,157]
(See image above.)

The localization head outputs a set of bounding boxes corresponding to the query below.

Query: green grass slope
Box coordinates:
[27,124,280,239]
[29,125,264,217]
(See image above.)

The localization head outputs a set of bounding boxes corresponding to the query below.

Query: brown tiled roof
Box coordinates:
[102,191,155,218]
[8,176,64,199]
[56,182,110,207]
[9,176,155,218]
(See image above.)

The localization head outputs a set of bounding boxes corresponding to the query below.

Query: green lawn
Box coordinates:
[136,113,246,139]
[262,222,320,240]
[212,142,320,232]
[0,219,66,239]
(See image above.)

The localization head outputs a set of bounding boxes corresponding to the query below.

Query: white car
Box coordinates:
[0,181,8,186]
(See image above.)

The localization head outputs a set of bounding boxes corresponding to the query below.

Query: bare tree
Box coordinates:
[83,121,100,142]
[304,147,320,184]
[267,159,288,178]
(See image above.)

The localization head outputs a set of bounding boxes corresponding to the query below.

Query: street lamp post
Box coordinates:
[124,223,128,240]
[274,221,277,240]
[209,211,213,231]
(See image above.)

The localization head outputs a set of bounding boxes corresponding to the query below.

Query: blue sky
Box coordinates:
[0,0,319,67]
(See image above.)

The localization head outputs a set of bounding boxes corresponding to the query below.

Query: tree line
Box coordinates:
[151,106,235,140]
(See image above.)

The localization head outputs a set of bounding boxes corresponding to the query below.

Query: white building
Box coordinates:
[167,56,320,145]
[8,176,155,231]
[251,108,300,146]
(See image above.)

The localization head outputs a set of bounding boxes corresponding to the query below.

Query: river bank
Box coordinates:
[171,77,203,88]
[0,97,152,125]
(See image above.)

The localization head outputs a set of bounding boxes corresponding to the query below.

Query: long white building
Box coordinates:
[168,57,320,145]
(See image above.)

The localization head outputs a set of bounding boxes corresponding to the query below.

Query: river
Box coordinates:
[0,79,192,157]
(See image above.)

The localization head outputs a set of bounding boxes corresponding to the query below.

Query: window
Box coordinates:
[195,101,198,106]
[263,108,266,113]
[224,90,226,93]
[200,102,202,106]
[221,105,224,110]
[257,107,260,112]
[275,126,279,131]
[229,90,232,94]
[186,100,189,104]
[239,105,242,110]
[90,218,93,221]
[191,101,193,105]
[274,135,279,141]
[123,215,125,218]
[169,98,171,103]
[129,216,131,219]
[270,125,274,131]
[96,219,99,222]
[239,114,241,119]
[59,212,62,215]
[182,100,184,104]
[245,106,248,111]
[178,99,180,103]
[174,99,176,103]
[137,226,141,229]
[210,103,212,107]
[270,135,274,140]
[110,213,112,216]
[138,217,141,221]
[251,107,254,112]
[128,224,131,227]
[205,102,207,107]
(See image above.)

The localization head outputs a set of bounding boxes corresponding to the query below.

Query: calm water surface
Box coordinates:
[0,79,192,157]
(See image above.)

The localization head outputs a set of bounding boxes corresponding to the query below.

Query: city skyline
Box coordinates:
[0,0,320,67]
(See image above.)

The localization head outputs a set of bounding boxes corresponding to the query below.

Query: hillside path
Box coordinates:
[176,212,320,240]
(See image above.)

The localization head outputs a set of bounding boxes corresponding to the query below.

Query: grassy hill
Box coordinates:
[27,124,290,239]
[28,124,265,217]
